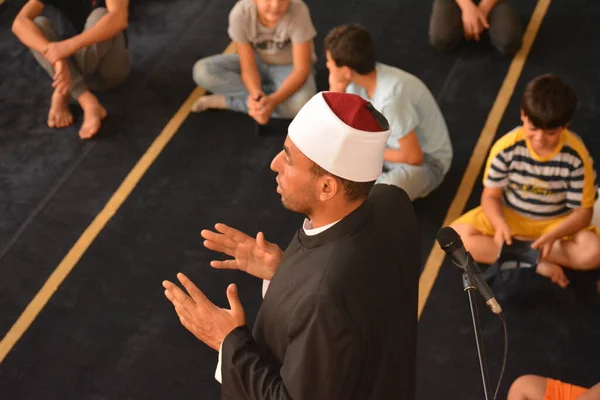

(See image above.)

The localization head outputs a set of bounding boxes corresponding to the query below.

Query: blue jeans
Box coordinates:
[192,54,316,118]
[376,154,446,201]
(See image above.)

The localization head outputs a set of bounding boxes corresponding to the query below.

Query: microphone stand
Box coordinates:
[463,272,492,400]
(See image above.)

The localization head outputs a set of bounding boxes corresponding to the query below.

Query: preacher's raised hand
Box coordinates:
[163,273,245,350]
[201,223,283,280]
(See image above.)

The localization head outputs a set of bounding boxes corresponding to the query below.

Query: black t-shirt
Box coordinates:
[39,0,107,33]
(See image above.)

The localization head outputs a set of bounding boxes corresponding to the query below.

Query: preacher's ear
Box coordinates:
[318,174,341,202]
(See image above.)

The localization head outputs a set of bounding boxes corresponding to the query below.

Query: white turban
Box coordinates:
[288,91,391,182]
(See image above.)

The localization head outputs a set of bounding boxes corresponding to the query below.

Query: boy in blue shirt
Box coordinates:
[325,25,453,201]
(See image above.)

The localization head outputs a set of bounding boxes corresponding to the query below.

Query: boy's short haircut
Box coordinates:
[324,25,376,75]
[521,74,578,129]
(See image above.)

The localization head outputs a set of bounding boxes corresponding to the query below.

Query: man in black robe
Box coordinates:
[163,91,421,399]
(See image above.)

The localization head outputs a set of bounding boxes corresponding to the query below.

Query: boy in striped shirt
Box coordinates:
[452,74,599,288]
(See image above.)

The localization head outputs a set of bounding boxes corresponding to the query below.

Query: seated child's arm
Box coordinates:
[236,42,263,99]
[379,96,423,165]
[267,40,312,107]
[538,207,593,243]
[477,0,499,16]
[384,131,424,165]
[537,141,598,246]
[481,186,512,244]
[11,0,47,53]
[55,0,128,61]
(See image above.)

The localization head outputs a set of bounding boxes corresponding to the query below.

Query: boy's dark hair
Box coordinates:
[324,25,376,75]
[521,74,578,129]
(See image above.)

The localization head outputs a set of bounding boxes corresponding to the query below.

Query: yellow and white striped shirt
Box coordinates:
[483,127,598,219]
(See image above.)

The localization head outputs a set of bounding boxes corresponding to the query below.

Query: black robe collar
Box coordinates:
[296,199,371,249]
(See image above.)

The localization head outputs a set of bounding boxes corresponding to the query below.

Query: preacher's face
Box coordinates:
[270,137,320,214]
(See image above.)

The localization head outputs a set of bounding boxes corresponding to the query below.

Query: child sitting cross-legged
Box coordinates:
[191,0,317,126]
[452,74,600,289]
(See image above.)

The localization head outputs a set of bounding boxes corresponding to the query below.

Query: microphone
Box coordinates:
[436,227,503,315]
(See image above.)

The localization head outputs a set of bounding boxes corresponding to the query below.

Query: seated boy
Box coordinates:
[508,375,599,400]
[429,0,523,56]
[191,0,317,126]
[324,25,453,201]
[11,0,130,139]
[452,74,600,288]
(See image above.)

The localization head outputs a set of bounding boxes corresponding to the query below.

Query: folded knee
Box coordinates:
[89,7,109,20]
[429,31,461,52]
[492,34,523,56]
[192,59,217,87]
[578,247,600,270]
[33,16,53,31]
[278,89,314,118]
[449,222,474,238]
[100,62,131,89]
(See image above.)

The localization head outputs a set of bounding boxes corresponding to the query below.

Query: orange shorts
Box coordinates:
[545,378,587,400]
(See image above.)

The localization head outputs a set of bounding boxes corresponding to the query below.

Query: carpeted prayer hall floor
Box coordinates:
[0,0,598,398]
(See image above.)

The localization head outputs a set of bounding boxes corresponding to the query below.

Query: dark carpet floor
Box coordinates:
[0,0,598,398]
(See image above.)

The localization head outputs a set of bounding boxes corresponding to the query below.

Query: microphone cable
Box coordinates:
[493,312,508,400]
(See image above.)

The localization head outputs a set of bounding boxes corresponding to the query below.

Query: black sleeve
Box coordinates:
[220,295,362,400]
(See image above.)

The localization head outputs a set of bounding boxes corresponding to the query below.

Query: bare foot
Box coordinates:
[536,261,570,288]
[48,90,74,129]
[77,91,107,139]
[251,111,270,126]
[191,94,226,113]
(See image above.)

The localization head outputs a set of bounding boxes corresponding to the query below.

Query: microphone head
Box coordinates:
[436,226,463,254]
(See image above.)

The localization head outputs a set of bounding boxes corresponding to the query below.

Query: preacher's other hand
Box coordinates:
[201,223,283,280]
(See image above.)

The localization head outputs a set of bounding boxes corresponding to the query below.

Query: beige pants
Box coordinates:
[31,7,131,99]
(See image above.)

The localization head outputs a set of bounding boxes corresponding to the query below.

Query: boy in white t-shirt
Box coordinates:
[191,0,317,125]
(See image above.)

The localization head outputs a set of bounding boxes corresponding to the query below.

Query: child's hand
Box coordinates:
[477,0,495,19]
[255,97,275,125]
[247,92,265,112]
[460,1,489,41]
[328,72,350,93]
[52,60,72,96]
[493,222,512,247]
[248,94,274,125]
[44,40,76,65]
[531,234,557,261]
